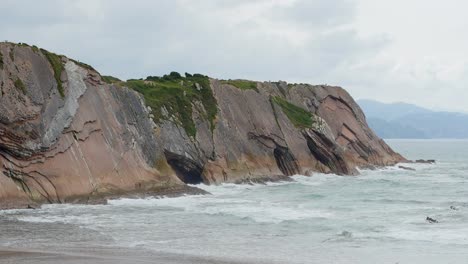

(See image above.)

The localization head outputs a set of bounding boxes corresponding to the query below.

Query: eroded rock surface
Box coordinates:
[0,43,181,208]
[0,43,405,208]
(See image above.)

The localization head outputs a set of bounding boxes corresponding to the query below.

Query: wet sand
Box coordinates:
[0,247,264,264]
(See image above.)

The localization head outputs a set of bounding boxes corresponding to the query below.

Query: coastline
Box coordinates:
[0,247,271,264]
[0,175,301,210]
[0,184,209,211]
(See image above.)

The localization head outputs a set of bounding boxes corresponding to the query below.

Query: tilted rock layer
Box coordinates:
[0,43,405,208]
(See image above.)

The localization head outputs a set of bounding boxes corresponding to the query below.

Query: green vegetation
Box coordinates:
[40,48,65,97]
[16,42,30,47]
[5,43,65,97]
[102,75,122,84]
[272,96,313,128]
[124,72,217,138]
[4,42,38,54]
[14,78,26,94]
[221,79,258,92]
[9,42,38,53]
[70,59,96,72]
[146,71,184,82]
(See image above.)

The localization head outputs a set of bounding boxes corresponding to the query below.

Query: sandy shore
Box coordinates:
[0,247,264,264]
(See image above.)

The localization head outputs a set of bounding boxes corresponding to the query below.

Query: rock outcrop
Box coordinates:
[0,43,405,209]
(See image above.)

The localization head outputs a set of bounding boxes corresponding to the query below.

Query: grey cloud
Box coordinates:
[1,0,380,81]
[270,0,356,28]
[6,0,462,112]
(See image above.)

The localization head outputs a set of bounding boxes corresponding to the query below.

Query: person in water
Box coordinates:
[426,217,438,223]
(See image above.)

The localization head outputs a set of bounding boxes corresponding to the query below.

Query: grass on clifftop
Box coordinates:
[272,96,313,129]
[102,75,122,84]
[221,79,258,92]
[70,59,97,72]
[125,72,217,138]
[0,43,64,97]
[40,48,64,97]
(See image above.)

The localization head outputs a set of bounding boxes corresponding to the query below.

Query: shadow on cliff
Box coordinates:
[164,150,204,184]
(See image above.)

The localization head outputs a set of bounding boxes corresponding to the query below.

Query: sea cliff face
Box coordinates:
[0,43,405,209]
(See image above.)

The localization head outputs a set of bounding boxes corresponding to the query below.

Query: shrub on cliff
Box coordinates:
[146,76,161,81]
[125,73,217,138]
[14,78,26,94]
[161,71,183,81]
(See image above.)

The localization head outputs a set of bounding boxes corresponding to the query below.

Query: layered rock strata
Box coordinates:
[0,43,405,208]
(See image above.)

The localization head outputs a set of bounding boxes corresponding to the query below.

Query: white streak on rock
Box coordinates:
[43,61,88,147]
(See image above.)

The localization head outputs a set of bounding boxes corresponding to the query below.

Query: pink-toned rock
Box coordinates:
[0,43,405,209]
[0,43,182,208]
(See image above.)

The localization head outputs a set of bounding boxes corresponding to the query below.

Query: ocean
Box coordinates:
[1,139,468,263]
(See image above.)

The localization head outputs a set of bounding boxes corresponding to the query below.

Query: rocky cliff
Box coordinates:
[0,43,405,209]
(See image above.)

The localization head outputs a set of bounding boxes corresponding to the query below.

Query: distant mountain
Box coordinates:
[358,99,432,120]
[365,117,427,139]
[358,99,468,139]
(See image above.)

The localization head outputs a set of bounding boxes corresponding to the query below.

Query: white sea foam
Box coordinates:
[16,213,102,225]
[4,140,468,263]
[385,227,468,245]
[291,173,338,186]
[110,192,333,224]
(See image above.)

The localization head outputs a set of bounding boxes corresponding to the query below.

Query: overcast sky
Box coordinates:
[1,0,467,112]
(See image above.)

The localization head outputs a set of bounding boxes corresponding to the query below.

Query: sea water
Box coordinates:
[1,139,468,263]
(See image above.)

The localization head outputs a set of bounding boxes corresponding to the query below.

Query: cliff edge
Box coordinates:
[0,43,405,209]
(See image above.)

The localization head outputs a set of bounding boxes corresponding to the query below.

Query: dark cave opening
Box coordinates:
[164,150,204,184]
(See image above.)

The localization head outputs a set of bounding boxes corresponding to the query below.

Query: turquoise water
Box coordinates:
[1,140,468,263]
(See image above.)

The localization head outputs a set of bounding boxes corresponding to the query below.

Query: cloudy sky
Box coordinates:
[1,0,467,112]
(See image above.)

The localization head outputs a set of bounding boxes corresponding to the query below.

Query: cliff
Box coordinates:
[0,43,405,209]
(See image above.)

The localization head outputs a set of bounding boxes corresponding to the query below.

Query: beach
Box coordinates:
[0,247,260,264]
[2,140,468,264]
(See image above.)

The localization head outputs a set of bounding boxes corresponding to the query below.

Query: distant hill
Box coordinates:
[358,99,468,139]
[365,117,428,139]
